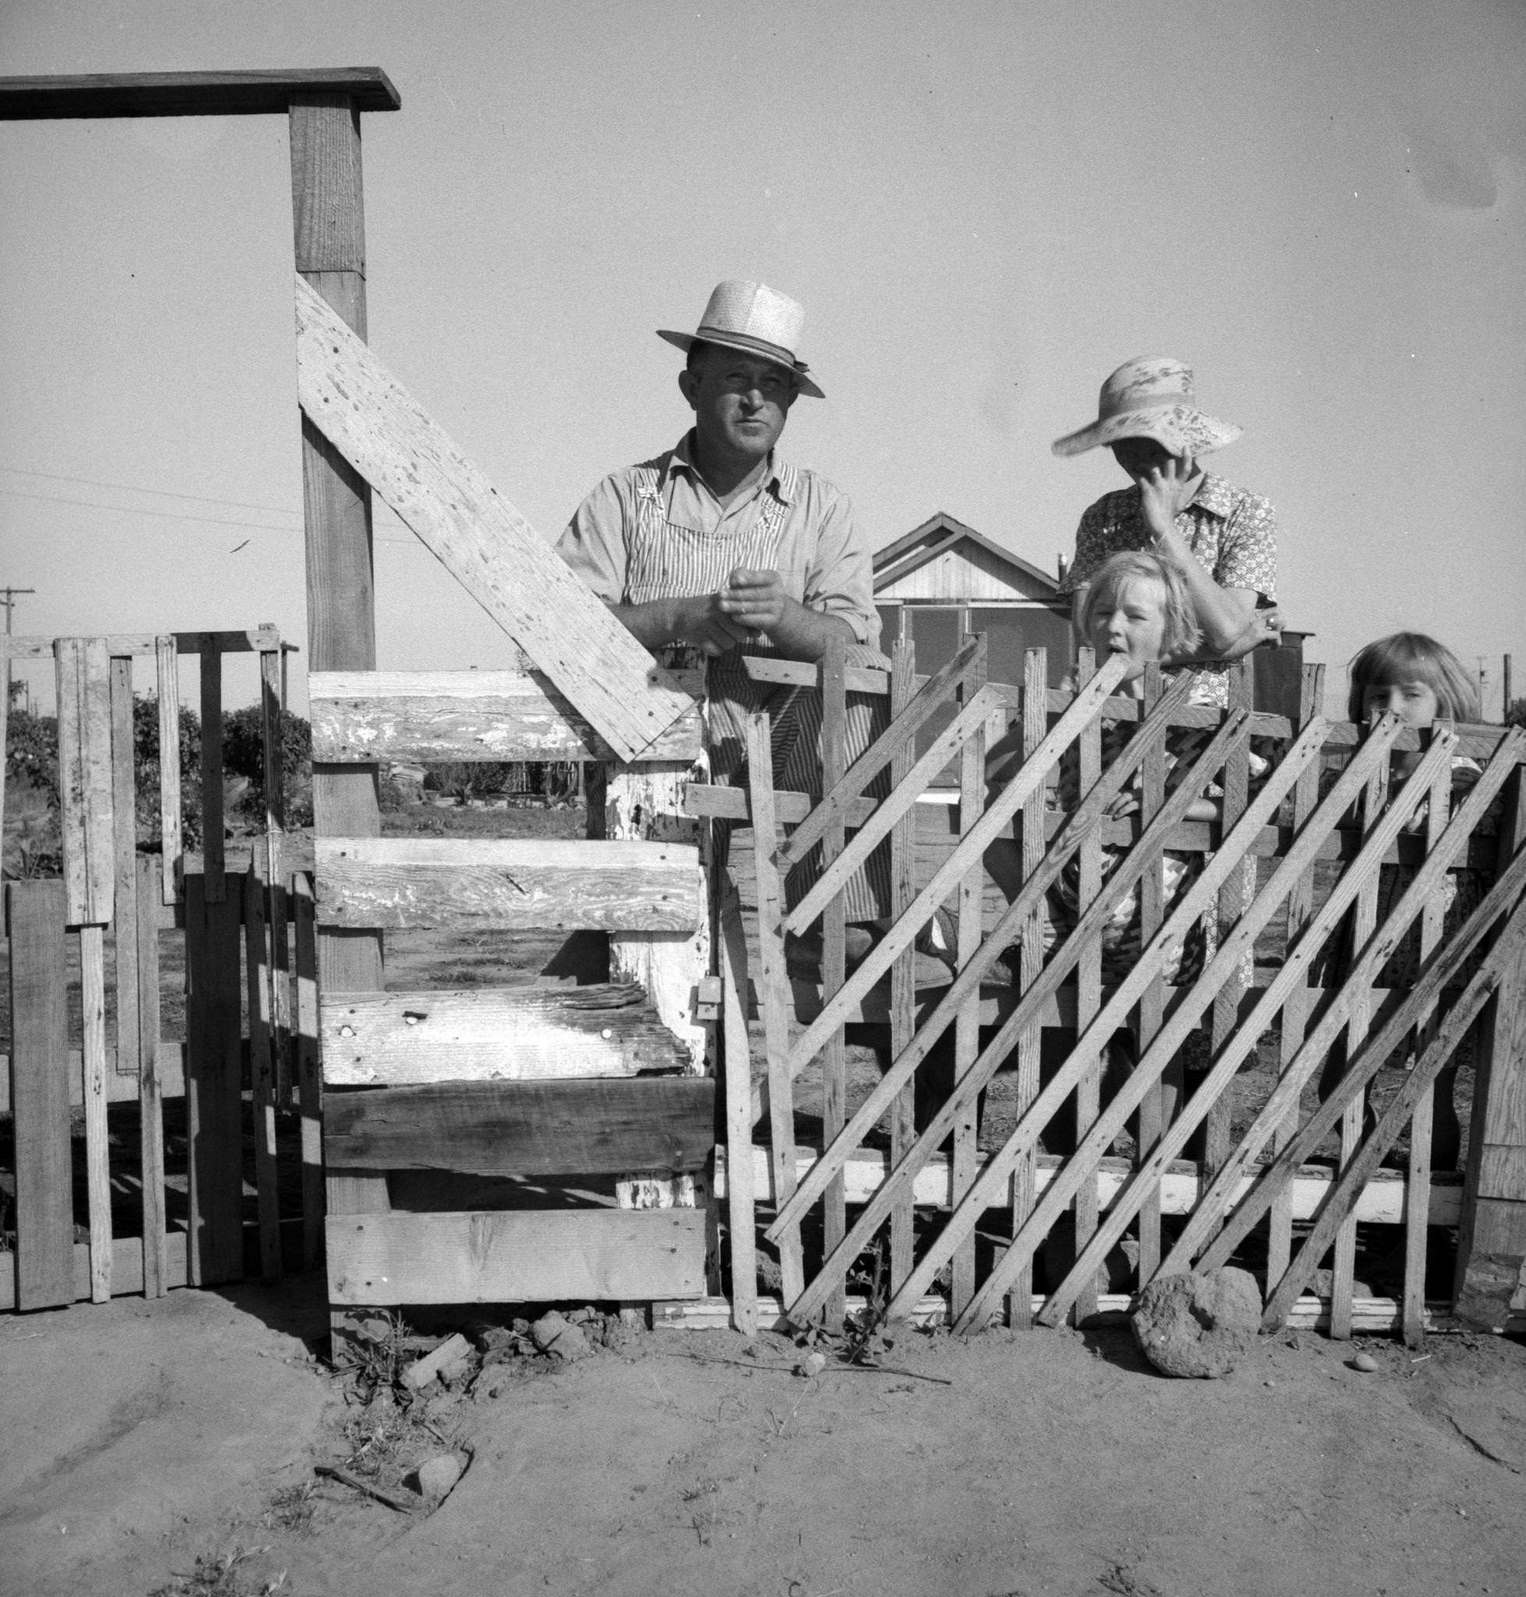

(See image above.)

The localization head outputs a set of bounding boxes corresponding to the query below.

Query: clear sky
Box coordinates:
[2,0,1523,719]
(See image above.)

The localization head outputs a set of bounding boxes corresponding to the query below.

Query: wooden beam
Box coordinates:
[309,669,704,764]
[323,1078,715,1175]
[54,637,114,925]
[7,880,75,1310]
[326,1209,708,1305]
[293,275,696,763]
[3,627,283,659]
[320,983,689,1085]
[314,836,704,932]
[0,69,401,119]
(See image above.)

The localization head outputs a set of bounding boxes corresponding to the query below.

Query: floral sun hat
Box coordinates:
[1052,355,1242,458]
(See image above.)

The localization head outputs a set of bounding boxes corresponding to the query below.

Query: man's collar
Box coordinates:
[666,431,793,503]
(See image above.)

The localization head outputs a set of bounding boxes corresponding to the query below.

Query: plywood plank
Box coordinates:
[314,836,703,932]
[7,880,75,1309]
[326,1208,707,1305]
[293,275,696,763]
[323,1078,715,1175]
[309,669,702,764]
[320,982,689,1085]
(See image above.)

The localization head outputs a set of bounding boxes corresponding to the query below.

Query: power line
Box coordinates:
[0,464,303,518]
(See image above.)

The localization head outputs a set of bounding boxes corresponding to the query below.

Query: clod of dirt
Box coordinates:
[794,1351,828,1378]
[530,1312,592,1361]
[406,1451,469,1503]
[402,1333,474,1391]
[1131,1267,1262,1378]
[1350,1352,1380,1373]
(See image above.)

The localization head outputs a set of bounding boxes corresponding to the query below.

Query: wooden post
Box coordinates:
[1454,766,1526,1328]
[137,854,167,1297]
[7,880,75,1310]
[291,91,390,1353]
[110,654,141,1077]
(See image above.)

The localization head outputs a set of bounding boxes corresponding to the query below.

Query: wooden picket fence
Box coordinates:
[2,628,322,1311]
[695,642,1526,1345]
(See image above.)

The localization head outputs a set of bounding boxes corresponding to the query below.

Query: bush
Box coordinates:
[223,702,314,827]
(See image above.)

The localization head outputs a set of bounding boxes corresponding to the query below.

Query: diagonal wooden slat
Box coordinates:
[901,711,1356,1331]
[1165,732,1526,1277]
[293,274,696,764]
[1262,895,1526,1329]
[767,674,1226,1248]
[784,682,1005,934]
[785,652,1138,1072]
[776,633,988,869]
[1031,731,1516,1329]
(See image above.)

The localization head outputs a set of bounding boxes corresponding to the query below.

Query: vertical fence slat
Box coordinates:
[1004,647,1048,1327]
[1331,722,1391,1338]
[79,924,113,1303]
[137,854,167,1298]
[1069,648,1103,1325]
[198,644,225,903]
[293,871,324,1270]
[1400,741,1450,1344]
[1267,663,1326,1286]
[1133,663,1168,1280]
[8,879,75,1309]
[719,874,759,1336]
[748,711,804,1307]
[819,640,848,1326]
[1204,659,1254,1177]
[110,655,141,1078]
[246,859,282,1281]
[260,640,292,1106]
[1454,765,1526,1327]
[185,870,245,1285]
[949,635,987,1318]
[55,636,114,926]
[887,642,918,1296]
[155,635,181,905]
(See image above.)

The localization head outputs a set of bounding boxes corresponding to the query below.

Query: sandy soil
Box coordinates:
[4,1273,1526,1597]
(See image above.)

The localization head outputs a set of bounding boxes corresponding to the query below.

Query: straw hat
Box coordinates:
[658,280,825,399]
[1052,356,1241,458]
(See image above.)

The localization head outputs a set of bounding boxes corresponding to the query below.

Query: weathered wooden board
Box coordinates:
[7,880,75,1310]
[326,1209,708,1305]
[713,1146,1461,1227]
[2,626,281,660]
[53,637,114,925]
[314,837,704,932]
[320,982,689,1085]
[184,873,246,1286]
[155,635,182,905]
[293,275,696,764]
[0,1233,192,1312]
[309,669,703,764]
[0,68,401,119]
[323,1078,715,1175]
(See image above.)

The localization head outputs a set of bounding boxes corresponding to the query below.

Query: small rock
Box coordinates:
[530,1311,591,1361]
[794,1351,828,1378]
[1350,1352,1380,1373]
[1131,1267,1262,1379]
[405,1452,468,1502]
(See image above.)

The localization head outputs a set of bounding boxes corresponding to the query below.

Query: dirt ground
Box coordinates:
[3,1275,1526,1597]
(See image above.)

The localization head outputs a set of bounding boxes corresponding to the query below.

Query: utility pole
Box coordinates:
[1,585,35,716]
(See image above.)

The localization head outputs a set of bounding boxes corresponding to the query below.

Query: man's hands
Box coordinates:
[665,568,788,657]
[615,567,857,661]
[1138,453,1202,543]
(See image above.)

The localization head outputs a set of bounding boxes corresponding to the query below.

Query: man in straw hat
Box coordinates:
[559,280,919,969]
[1054,356,1281,707]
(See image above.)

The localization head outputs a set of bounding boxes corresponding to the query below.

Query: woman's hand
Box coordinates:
[1138,454,1200,543]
